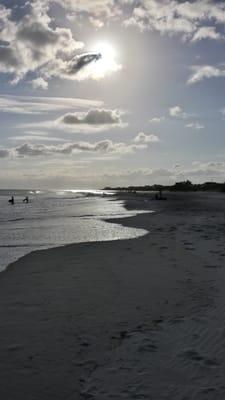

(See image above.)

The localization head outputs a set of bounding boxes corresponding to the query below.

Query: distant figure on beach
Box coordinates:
[23,196,29,203]
[8,196,14,205]
[155,190,167,201]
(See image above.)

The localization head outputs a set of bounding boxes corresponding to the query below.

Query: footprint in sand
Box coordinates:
[204,358,220,367]
[179,349,203,362]
[180,350,220,368]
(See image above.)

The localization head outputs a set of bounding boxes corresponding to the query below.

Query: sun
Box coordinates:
[92,42,117,59]
[88,41,121,78]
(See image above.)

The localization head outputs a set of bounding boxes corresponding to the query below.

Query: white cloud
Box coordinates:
[124,2,195,36]
[133,132,160,143]
[169,106,188,119]
[169,107,203,128]
[100,161,225,186]
[191,26,223,42]
[2,0,224,87]
[31,77,48,90]
[99,167,176,187]
[51,0,121,26]
[187,65,225,85]
[192,161,225,169]
[123,0,225,42]
[9,135,66,142]
[186,122,204,130]
[88,17,104,29]
[149,116,165,123]
[182,161,225,179]
[0,95,103,114]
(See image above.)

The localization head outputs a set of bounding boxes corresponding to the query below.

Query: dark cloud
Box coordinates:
[17,21,59,47]
[16,143,46,157]
[66,52,102,75]
[0,45,19,67]
[61,109,121,125]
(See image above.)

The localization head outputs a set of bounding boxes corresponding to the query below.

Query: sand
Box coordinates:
[0,192,225,399]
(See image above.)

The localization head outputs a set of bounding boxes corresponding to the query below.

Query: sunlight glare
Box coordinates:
[88,41,121,78]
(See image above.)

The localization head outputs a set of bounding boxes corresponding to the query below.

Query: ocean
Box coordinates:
[0,189,149,272]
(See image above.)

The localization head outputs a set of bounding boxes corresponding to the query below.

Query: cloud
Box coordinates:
[181,161,225,179]
[0,95,103,114]
[99,167,176,186]
[61,109,121,125]
[39,46,121,82]
[51,0,122,27]
[100,161,225,186]
[0,2,122,85]
[52,50,122,82]
[96,162,225,186]
[88,17,104,29]
[133,132,160,143]
[123,0,225,42]
[0,3,84,84]
[169,106,188,119]
[124,2,195,36]
[191,26,223,42]
[26,108,128,133]
[9,135,66,142]
[187,65,225,85]
[0,139,146,158]
[66,52,102,75]
[30,77,48,90]
[192,161,225,169]
[149,116,165,123]
[186,122,204,130]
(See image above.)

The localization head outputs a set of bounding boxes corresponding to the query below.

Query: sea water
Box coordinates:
[0,189,149,272]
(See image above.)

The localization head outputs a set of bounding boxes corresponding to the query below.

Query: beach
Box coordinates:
[0,192,225,399]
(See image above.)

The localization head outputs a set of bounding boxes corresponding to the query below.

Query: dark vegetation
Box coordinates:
[104,180,225,193]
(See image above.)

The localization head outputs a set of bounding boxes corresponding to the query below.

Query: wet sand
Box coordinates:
[0,192,225,399]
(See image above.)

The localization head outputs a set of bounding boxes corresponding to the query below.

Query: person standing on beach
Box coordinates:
[9,196,14,205]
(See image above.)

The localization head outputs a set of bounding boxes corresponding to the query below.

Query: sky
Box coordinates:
[0,0,225,189]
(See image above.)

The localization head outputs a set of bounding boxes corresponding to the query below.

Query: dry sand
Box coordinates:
[0,192,225,399]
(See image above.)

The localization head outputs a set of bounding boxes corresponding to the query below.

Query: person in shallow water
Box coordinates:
[23,196,29,203]
[8,196,14,205]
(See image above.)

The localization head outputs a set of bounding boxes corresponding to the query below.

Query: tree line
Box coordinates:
[104,180,225,193]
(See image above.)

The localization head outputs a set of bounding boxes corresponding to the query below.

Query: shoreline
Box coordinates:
[0,193,149,274]
[0,192,225,399]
